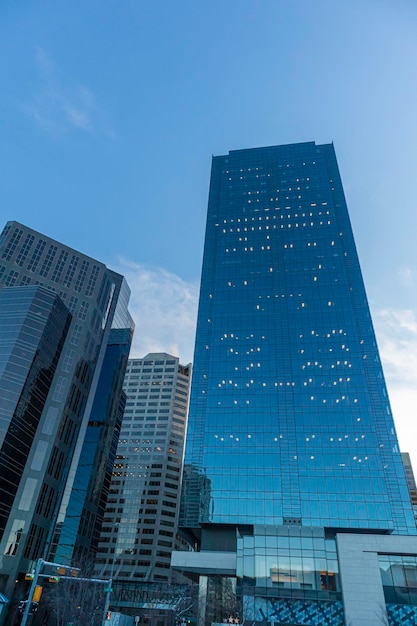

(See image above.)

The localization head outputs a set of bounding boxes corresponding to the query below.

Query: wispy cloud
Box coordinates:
[22,47,114,137]
[373,307,417,465]
[374,308,417,383]
[116,259,199,364]
[397,266,416,288]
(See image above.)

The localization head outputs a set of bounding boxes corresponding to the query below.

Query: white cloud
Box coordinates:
[374,308,417,383]
[397,266,416,288]
[22,47,113,137]
[373,307,417,469]
[116,259,199,364]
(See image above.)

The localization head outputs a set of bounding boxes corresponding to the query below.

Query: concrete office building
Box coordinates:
[402,453,417,528]
[0,221,132,616]
[95,354,191,616]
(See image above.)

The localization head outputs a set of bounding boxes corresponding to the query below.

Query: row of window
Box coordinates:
[1,227,103,296]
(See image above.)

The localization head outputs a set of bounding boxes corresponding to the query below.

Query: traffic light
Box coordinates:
[18,601,27,614]
[48,576,60,583]
[29,602,39,615]
[24,572,34,581]
[18,601,38,615]
[32,585,43,602]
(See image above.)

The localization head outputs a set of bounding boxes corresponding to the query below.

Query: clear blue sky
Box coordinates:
[1,0,417,465]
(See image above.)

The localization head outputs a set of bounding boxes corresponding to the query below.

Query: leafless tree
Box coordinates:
[200,577,241,626]
[41,570,105,626]
[172,583,197,622]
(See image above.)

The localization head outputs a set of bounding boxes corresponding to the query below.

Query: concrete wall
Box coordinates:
[337,533,417,626]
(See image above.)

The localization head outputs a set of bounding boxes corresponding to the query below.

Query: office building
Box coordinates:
[402,453,417,528]
[95,354,191,614]
[402,453,417,506]
[0,286,71,556]
[0,221,133,611]
[173,143,417,626]
[51,327,133,566]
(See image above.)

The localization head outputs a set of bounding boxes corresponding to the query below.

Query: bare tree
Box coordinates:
[41,572,105,626]
[200,577,241,626]
[172,583,197,623]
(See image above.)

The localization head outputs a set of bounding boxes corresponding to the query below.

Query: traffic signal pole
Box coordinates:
[21,558,44,626]
[101,577,112,626]
[20,558,108,626]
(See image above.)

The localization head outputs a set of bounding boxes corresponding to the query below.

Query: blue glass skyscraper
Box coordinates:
[182,141,414,534]
[175,142,417,626]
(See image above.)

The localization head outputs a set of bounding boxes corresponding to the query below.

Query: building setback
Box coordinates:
[0,221,132,616]
[173,143,417,626]
[95,353,191,604]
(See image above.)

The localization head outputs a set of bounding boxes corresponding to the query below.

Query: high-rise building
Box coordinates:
[0,286,71,555]
[0,221,133,611]
[95,354,191,617]
[51,327,133,566]
[402,453,417,527]
[173,143,417,626]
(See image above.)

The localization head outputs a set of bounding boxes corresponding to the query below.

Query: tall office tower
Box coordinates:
[173,143,417,626]
[95,354,191,613]
[51,327,133,566]
[0,221,133,608]
[0,286,71,553]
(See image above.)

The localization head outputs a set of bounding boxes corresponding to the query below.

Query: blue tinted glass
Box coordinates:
[181,142,415,535]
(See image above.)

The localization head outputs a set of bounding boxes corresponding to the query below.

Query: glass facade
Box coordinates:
[181,142,415,535]
[0,286,71,548]
[380,554,417,606]
[51,327,133,565]
[0,222,133,609]
[238,527,342,625]
[238,527,340,595]
[379,554,417,624]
